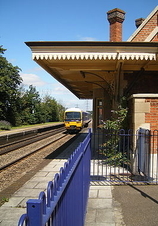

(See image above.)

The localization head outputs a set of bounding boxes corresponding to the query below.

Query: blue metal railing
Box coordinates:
[18,129,91,226]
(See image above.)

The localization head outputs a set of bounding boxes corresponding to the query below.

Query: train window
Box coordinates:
[65,112,81,120]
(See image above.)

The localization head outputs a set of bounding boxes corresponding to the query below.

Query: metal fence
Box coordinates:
[18,129,91,226]
[91,128,158,184]
[138,128,158,183]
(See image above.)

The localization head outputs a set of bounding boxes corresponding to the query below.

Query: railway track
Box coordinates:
[0,129,67,171]
[0,126,65,155]
[0,127,83,193]
[0,125,91,206]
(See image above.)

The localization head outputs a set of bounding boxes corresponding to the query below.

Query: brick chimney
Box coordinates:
[135,18,145,28]
[107,8,125,42]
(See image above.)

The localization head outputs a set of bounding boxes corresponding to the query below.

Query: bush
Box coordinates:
[99,98,129,166]
[0,120,12,130]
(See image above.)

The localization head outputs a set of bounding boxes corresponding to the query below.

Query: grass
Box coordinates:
[0,122,62,131]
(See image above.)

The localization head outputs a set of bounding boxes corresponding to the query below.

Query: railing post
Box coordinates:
[27,199,43,226]
[18,130,92,225]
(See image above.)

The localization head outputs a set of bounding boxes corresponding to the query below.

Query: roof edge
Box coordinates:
[25,41,158,48]
[127,5,158,41]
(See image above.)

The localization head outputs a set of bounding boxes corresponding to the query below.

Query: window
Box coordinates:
[65,112,81,120]
[97,99,103,125]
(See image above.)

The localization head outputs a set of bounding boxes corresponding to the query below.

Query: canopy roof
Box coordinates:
[26,41,158,99]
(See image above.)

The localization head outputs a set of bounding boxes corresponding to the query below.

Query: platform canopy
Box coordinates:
[25,41,158,99]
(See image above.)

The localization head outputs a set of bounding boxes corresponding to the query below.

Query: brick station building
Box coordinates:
[26,6,158,133]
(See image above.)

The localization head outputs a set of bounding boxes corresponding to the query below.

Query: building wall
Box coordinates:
[151,33,158,42]
[145,98,158,131]
[124,71,158,97]
[126,8,158,134]
[129,94,158,132]
[129,94,158,177]
[130,10,158,42]
[93,88,111,130]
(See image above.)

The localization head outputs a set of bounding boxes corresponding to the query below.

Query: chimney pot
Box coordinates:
[107,8,126,42]
[135,18,145,28]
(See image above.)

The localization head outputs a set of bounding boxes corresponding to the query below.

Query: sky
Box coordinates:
[1,0,158,111]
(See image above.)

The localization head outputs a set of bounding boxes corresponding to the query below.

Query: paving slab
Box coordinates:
[0,128,124,225]
[85,185,124,226]
[0,162,124,226]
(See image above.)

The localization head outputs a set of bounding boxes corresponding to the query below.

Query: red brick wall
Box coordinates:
[131,12,158,42]
[145,98,158,154]
[145,98,158,131]
[110,21,122,41]
[151,34,158,42]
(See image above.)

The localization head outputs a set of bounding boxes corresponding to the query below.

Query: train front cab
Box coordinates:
[64,109,82,132]
[64,109,91,133]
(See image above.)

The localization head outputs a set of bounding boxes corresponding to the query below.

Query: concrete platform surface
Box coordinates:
[85,185,124,226]
[1,156,158,225]
[0,159,124,226]
[0,167,124,226]
[1,124,157,225]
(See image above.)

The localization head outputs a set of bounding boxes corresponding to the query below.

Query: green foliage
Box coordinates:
[100,97,129,166]
[57,102,65,122]
[41,95,65,122]
[0,46,22,125]
[0,46,66,127]
[100,136,129,166]
[19,85,41,124]
[0,120,11,130]
[0,196,9,206]
[2,197,9,202]
[18,87,66,125]
[103,97,128,130]
[42,95,58,122]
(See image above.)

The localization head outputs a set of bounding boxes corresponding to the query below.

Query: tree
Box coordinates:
[0,46,66,127]
[41,95,66,122]
[57,102,66,122]
[0,46,22,125]
[42,95,59,122]
[20,85,42,124]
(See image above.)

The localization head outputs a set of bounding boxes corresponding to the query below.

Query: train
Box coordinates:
[64,108,91,132]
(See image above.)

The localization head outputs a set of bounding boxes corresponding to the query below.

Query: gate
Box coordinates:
[91,128,158,185]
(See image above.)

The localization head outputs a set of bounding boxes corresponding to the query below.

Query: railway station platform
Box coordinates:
[0,122,64,144]
[1,125,158,225]
[0,122,64,134]
[0,163,122,226]
[0,125,124,226]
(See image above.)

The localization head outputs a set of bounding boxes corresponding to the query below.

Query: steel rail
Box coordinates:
[0,127,65,155]
[0,132,67,171]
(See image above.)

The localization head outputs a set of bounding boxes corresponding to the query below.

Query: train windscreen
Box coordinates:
[65,112,81,120]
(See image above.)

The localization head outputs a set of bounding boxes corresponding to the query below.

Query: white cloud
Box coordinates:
[78,36,97,41]
[19,74,93,111]
[64,98,92,111]
[32,67,44,72]
[37,83,71,96]
[20,73,47,87]
[53,85,70,94]
[43,84,92,110]
[26,67,44,73]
